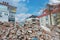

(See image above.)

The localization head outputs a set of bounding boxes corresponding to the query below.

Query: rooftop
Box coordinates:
[0,1,16,8]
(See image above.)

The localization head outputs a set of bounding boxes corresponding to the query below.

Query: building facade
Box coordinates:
[8,6,16,22]
[25,15,40,27]
[0,2,16,22]
[0,2,9,22]
[37,4,60,27]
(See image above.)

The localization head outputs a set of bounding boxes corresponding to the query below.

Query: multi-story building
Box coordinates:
[0,2,9,22]
[8,5,16,22]
[37,4,60,27]
[25,15,40,27]
[0,2,16,22]
[38,13,49,27]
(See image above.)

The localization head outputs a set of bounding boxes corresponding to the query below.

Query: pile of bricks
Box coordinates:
[0,22,59,40]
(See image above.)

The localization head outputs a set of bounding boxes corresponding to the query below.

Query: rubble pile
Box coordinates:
[0,22,60,40]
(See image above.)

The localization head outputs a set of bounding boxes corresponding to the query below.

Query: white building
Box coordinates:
[25,18,39,24]
[49,0,60,4]
[0,4,9,22]
[25,15,40,27]
[0,2,16,22]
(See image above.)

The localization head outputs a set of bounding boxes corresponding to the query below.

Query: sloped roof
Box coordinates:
[28,15,37,18]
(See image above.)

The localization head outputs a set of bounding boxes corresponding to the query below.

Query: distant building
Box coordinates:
[25,15,40,27]
[0,2,16,22]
